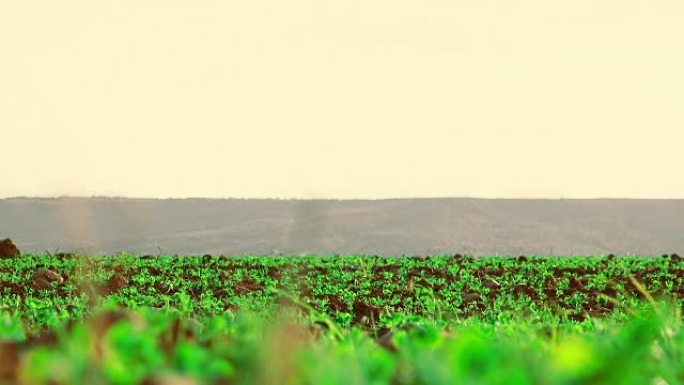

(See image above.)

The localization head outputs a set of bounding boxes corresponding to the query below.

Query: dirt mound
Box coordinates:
[0,238,20,259]
[99,273,128,295]
[463,292,482,304]
[32,268,64,290]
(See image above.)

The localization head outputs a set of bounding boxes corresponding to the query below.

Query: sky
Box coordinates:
[1,0,683,199]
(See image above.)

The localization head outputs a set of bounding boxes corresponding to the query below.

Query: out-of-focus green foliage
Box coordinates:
[2,300,684,385]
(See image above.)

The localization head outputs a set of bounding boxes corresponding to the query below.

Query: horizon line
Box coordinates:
[3,195,684,201]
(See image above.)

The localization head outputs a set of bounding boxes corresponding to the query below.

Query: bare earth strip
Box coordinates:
[0,197,682,257]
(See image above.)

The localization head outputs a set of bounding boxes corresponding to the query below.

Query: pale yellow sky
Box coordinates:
[1,0,683,199]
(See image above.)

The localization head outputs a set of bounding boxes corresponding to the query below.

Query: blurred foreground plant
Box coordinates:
[0,299,683,385]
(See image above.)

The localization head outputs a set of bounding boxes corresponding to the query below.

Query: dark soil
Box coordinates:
[0,238,20,259]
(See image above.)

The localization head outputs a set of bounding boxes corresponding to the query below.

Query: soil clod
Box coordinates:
[100,272,128,295]
[483,278,501,290]
[0,238,20,259]
[463,292,481,304]
[31,268,64,290]
[352,300,383,324]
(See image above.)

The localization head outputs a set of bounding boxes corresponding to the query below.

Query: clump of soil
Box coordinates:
[233,275,264,295]
[352,300,383,324]
[99,273,128,295]
[463,292,481,304]
[32,268,64,290]
[317,294,347,312]
[0,238,20,259]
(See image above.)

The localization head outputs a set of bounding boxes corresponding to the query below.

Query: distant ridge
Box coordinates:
[1,197,682,257]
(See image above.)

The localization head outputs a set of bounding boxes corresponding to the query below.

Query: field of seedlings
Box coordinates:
[2,252,684,384]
